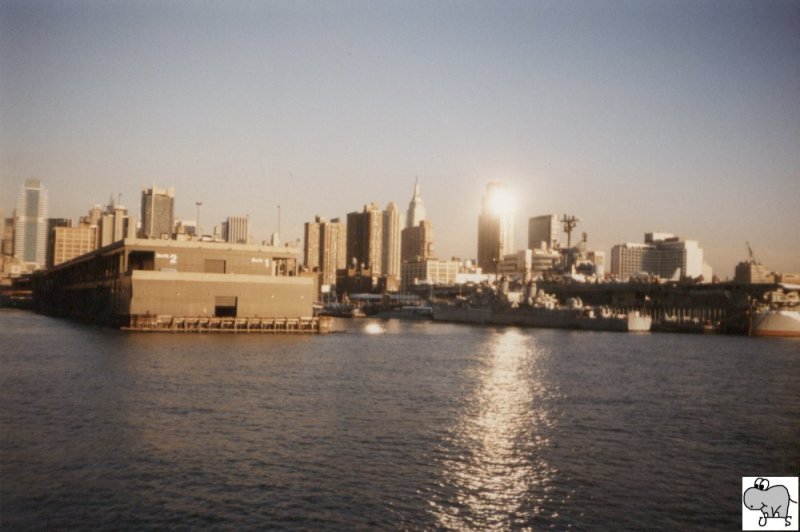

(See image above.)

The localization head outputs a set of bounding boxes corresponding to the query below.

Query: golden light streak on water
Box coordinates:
[364,322,385,335]
[431,328,559,529]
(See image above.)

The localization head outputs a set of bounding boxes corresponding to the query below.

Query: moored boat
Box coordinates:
[751,309,800,337]
[750,287,800,337]
[432,294,651,333]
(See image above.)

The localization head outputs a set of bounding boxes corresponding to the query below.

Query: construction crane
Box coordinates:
[746,241,756,262]
[559,214,581,248]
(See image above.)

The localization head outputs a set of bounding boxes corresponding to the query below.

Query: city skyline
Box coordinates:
[2,1,798,276]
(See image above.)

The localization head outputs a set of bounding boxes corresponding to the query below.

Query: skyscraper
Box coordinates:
[477,182,514,272]
[406,177,426,229]
[222,216,250,244]
[46,218,72,269]
[382,202,401,279]
[1,217,14,257]
[347,203,383,272]
[139,185,174,239]
[304,215,346,287]
[610,233,709,280]
[99,199,134,247]
[528,214,559,251]
[51,225,97,267]
[14,178,48,269]
[401,220,434,262]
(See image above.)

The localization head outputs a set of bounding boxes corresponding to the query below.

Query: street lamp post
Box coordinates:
[195,201,202,239]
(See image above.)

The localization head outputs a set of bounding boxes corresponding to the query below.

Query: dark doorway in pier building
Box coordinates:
[214,296,237,317]
[205,259,226,274]
[128,251,154,272]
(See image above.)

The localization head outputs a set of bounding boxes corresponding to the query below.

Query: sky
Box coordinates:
[1,0,798,277]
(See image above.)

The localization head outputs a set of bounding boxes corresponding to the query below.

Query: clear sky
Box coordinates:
[2,0,798,277]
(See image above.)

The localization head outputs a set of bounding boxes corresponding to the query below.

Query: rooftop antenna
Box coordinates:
[559,214,581,248]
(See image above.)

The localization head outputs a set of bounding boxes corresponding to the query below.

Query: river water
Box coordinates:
[1,309,798,529]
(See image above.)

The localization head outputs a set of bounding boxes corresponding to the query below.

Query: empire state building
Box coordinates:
[406,177,426,229]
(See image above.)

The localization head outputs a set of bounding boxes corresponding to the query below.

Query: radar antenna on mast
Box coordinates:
[559,214,581,248]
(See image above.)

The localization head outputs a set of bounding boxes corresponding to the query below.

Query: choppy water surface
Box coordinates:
[1,309,798,529]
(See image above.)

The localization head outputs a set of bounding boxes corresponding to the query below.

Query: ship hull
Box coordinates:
[433,305,651,332]
[751,310,800,337]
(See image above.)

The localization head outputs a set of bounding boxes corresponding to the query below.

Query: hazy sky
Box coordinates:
[2,0,798,276]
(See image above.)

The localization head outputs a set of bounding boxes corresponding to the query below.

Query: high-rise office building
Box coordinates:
[477,182,514,272]
[100,200,134,247]
[304,216,346,287]
[610,233,709,280]
[1,217,14,257]
[14,178,49,269]
[406,178,426,229]
[347,203,384,272]
[382,202,401,280]
[51,225,97,267]
[46,218,72,269]
[401,220,434,262]
[139,185,174,239]
[528,214,559,251]
[222,216,250,244]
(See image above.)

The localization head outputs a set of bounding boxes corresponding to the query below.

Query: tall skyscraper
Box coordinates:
[401,220,434,262]
[304,215,346,287]
[222,216,250,244]
[14,178,48,269]
[347,203,383,272]
[382,202,401,279]
[139,185,174,239]
[477,182,514,272]
[406,177,426,229]
[528,214,559,251]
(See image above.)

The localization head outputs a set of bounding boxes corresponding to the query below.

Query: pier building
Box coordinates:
[33,238,314,327]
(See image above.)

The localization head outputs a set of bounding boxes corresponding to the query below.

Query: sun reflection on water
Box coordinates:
[430,328,559,529]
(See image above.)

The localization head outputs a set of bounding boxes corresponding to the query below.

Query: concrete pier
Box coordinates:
[124,315,332,334]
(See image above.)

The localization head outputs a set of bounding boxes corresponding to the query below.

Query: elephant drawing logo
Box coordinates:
[742,477,799,530]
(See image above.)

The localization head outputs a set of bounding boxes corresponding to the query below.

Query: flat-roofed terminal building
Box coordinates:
[33,238,314,326]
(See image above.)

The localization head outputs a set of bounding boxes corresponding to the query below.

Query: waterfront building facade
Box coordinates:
[34,239,312,325]
[400,258,460,291]
[528,214,559,251]
[14,179,49,270]
[477,182,514,273]
[139,185,175,239]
